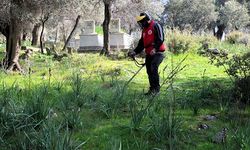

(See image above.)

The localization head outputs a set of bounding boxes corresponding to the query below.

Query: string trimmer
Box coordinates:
[123,55,145,88]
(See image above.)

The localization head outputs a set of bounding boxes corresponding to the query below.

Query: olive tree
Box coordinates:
[0,0,85,70]
[112,0,164,33]
[0,0,42,71]
[219,0,250,30]
[164,0,217,31]
[100,0,164,55]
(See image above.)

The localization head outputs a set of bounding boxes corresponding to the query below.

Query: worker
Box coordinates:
[128,12,166,95]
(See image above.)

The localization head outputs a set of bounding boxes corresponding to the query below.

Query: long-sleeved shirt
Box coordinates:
[134,21,165,54]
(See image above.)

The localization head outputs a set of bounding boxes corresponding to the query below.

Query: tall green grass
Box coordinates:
[0,30,250,149]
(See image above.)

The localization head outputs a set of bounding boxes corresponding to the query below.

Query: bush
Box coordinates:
[228,52,250,104]
[238,34,250,46]
[234,76,250,105]
[166,29,203,54]
[226,31,244,44]
[168,37,190,54]
[208,51,250,105]
[227,53,250,79]
[167,30,190,54]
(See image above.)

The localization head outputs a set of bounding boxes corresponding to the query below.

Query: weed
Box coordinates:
[23,91,51,124]
[128,136,150,150]
[62,108,82,130]
[128,96,149,130]
[94,78,127,118]
[38,121,86,150]
[71,73,84,98]
[147,108,183,148]
[70,73,86,108]
[99,67,121,87]
[229,121,250,150]
[0,99,40,149]
[104,136,122,150]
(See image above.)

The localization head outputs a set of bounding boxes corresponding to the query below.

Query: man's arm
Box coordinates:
[134,37,144,54]
[153,22,164,51]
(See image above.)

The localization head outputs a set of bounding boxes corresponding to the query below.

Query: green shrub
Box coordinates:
[208,51,250,105]
[166,29,202,54]
[226,31,244,44]
[168,37,190,54]
[238,35,249,46]
[234,76,250,105]
[227,53,250,104]
[226,53,250,79]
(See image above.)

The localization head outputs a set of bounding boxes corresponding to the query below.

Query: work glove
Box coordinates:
[128,51,136,58]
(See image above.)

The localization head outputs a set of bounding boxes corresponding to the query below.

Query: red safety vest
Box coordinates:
[142,20,165,55]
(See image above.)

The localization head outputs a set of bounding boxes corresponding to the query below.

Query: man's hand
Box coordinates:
[128,51,136,58]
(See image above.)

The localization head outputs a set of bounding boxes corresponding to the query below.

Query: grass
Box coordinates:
[0,35,250,149]
[96,26,103,35]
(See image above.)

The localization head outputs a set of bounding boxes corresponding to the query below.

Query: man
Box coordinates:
[128,12,166,95]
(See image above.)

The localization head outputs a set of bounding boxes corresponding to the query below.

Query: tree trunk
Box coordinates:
[5,18,22,71]
[100,1,111,56]
[39,13,50,54]
[22,31,27,41]
[214,24,226,40]
[40,21,46,54]
[55,25,58,44]
[62,15,81,53]
[31,23,41,46]
[62,22,67,43]
[216,0,227,6]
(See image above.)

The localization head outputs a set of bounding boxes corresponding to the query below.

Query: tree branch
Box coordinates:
[62,15,81,52]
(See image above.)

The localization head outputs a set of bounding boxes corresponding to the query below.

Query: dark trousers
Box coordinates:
[145,52,164,92]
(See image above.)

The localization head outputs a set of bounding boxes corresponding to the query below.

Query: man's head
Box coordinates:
[136,12,151,29]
